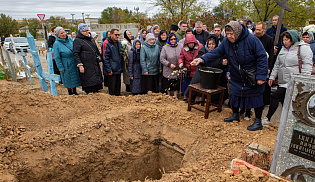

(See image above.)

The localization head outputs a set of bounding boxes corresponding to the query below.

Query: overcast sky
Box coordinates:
[0,0,219,20]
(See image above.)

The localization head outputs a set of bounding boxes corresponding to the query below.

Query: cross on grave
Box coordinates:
[43,49,60,96]
[19,52,33,84]
[27,33,49,92]
[274,0,292,45]
[266,18,273,28]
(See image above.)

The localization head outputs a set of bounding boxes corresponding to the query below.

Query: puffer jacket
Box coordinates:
[178,34,203,77]
[270,30,313,86]
[140,41,162,75]
[201,24,268,97]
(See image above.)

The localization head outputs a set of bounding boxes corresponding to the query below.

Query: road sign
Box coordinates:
[37,14,45,21]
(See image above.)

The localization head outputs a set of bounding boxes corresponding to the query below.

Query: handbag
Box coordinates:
[82,39,102,62]
[232,46,257,86]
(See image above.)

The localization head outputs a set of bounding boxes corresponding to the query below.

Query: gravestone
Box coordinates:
[270,74,315,182]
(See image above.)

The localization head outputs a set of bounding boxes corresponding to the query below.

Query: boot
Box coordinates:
[247,119,263,131]
[67,88,73,95]
[72,88,78,95]
[224,113,240,122]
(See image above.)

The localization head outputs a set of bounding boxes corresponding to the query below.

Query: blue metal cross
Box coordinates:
[19,52,33,84]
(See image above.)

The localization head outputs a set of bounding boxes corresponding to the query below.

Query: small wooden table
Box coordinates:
[187,83,226,119]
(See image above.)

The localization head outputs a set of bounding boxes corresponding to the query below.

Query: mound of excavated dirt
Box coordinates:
[0,79,280,182]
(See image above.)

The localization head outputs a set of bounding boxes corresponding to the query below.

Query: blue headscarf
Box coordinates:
[132,39,141,61]
[78,23,88,33]
[166,33,178,47]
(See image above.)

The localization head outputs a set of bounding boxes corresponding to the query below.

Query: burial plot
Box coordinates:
[270,74,315,182]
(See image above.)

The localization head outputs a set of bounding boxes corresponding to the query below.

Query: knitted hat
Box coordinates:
[170,24,178,32]
[225,21,242,41]
[78,23,88,33]
[54,27,63,37]
[146,33,155,42]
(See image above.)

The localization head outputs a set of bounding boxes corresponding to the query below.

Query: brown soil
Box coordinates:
[0,78,281,182]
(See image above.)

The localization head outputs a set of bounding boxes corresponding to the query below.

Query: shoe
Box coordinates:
[244,116,251,121]
[183,99,188,103]
[247,119,263,131]
[240,109,245,116]
[224,113,240,122]
[262,117,270,126]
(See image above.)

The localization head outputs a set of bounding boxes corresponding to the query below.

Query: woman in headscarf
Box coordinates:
[128,39,142,95]
[90,32,101,52]
[184,34,228,103]
[151,25,160,41]
[262,30,313,126]
[160,33,181,97]
[178,34,203,101]
[156,30,168,51]
[122,30,133,92]
[139,29,147,45]
[73,23,103,94]
[140,33,162,93]
[53,27,81,95]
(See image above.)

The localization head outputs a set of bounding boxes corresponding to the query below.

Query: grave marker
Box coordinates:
[26,33,48,92]
[19,52,33,84]
[270,74,315,182]
[43,49,60,96]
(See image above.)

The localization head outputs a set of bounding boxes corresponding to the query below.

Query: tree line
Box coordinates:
[1,0,314,38]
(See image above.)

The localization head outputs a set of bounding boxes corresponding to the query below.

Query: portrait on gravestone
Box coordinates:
[307,94,315,119]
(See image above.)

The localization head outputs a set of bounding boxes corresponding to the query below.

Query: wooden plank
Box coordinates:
[3,46,17,81]
[0,45,8,80]
[46,50,60,96]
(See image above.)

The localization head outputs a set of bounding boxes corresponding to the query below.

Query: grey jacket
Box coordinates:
[160,44,182,79]
[270,41,313,87]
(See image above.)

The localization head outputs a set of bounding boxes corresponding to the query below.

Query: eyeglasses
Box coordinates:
[114,34,120,36]
[82,30,89,32]
[170,38,176,40]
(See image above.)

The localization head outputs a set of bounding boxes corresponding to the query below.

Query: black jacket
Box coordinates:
[258,34,274,71]
[193,30,209,46]
[48,35,56,48]
[73,32,103,88]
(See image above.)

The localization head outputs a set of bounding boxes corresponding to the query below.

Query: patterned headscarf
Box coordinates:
[78,23,88,33]
[225,21,242,41]
[166,33,178,47]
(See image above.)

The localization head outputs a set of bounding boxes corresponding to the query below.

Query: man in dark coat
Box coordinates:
[104,28,124,96]
[193,21,210,46]
[191,21,268,131]
[255,22,274,105]
[266,15,287,56]
[73,23,103,94]
[213,25,224,45]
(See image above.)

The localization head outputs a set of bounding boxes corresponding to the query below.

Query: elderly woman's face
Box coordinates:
[169,36,176,45]
[283,36,292,48]
[58,29,67,39]
[148,38,155,45]
[226,30,235,43]
[81,29,89,36]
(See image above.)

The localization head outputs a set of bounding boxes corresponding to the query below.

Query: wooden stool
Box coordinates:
[187,83,226,119]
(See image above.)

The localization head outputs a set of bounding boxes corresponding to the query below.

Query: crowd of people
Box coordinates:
[48,16,315,131]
